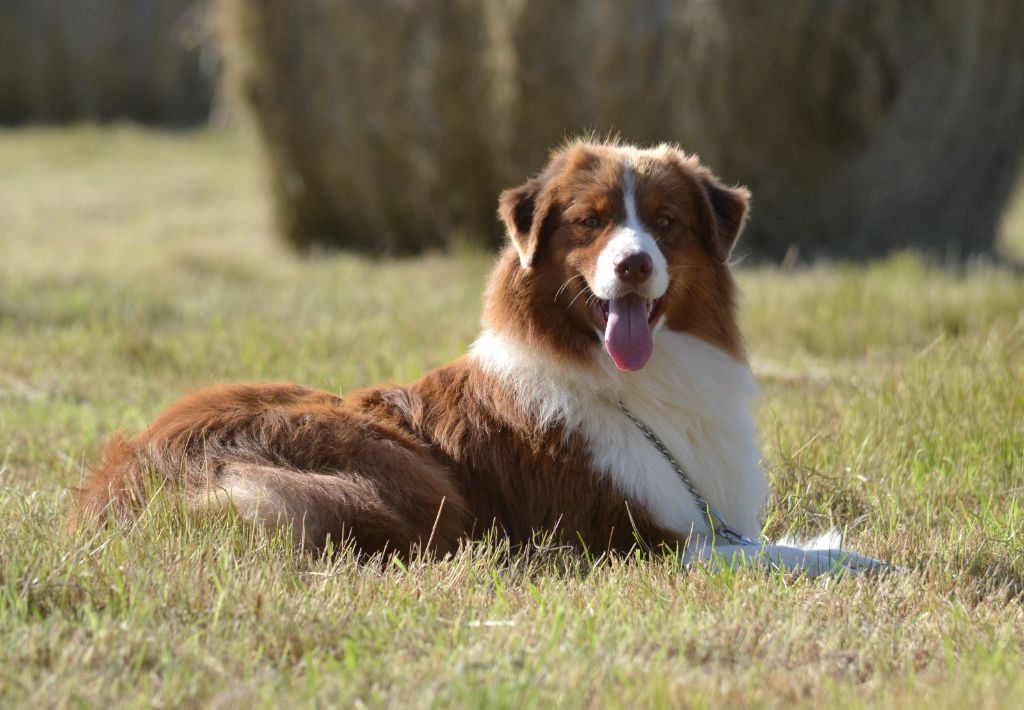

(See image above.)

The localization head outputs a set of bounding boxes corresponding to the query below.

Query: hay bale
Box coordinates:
[219,0,1024,258]
[217,0,492,252]
[0,0,216,125]
[678,0,1024,258]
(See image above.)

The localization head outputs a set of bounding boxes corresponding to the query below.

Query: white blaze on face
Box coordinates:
[592,159,669,301]
[590,158,671,372]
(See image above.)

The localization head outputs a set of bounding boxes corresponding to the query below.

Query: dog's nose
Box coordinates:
[614,252,653,285]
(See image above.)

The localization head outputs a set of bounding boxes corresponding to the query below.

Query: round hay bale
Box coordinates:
[678,0,1024,259]
[0,0,216,125]
[218,0,493,252]
[219,0,1024,258]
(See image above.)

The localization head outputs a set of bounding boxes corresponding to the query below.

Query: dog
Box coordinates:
[74,140,885,576]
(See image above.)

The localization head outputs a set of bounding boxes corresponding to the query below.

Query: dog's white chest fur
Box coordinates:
[471,330,769,541]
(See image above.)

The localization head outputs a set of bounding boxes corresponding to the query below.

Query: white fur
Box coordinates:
[470,328,768,542]
[592,161,669,301]
[775,529,844,550]
[684,541,891,577]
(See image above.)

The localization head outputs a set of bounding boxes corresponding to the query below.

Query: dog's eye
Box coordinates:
[655,216,673,229]
[583,216,600,229]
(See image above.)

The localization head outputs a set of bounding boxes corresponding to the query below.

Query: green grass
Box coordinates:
[2,125,1024,708]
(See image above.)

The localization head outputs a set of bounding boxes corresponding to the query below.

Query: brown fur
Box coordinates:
[73,141,749,559]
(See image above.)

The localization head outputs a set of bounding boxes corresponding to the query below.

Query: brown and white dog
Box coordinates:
[75,141,883,575]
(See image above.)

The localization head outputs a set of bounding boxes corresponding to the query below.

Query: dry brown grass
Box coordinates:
[0,0,216,124]
[217,0,1024,258]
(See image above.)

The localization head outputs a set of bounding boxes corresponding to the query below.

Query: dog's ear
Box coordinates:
[498,178,548,269]
[700,175,750,262]
[498,149,574,269]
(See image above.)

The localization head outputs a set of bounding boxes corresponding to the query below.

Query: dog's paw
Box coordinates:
[685,542,901,578]
[774,547,901,577]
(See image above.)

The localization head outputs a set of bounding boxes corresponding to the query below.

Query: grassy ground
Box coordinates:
[1,126,1023,708]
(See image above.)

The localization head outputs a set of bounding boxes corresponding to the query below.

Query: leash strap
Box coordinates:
[617,400,756,546]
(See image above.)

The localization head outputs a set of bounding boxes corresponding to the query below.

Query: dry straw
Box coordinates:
[0,0,216,125]
[218,0,1024,258]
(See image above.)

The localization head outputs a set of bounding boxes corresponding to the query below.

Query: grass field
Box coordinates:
[2,126,1024,708]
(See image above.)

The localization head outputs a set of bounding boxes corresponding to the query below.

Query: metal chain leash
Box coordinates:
[617,400,756,546]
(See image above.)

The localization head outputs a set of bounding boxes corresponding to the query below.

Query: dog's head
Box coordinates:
[485,141,750,370]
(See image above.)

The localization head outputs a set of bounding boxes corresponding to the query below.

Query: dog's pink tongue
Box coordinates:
[604,294,653,371]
